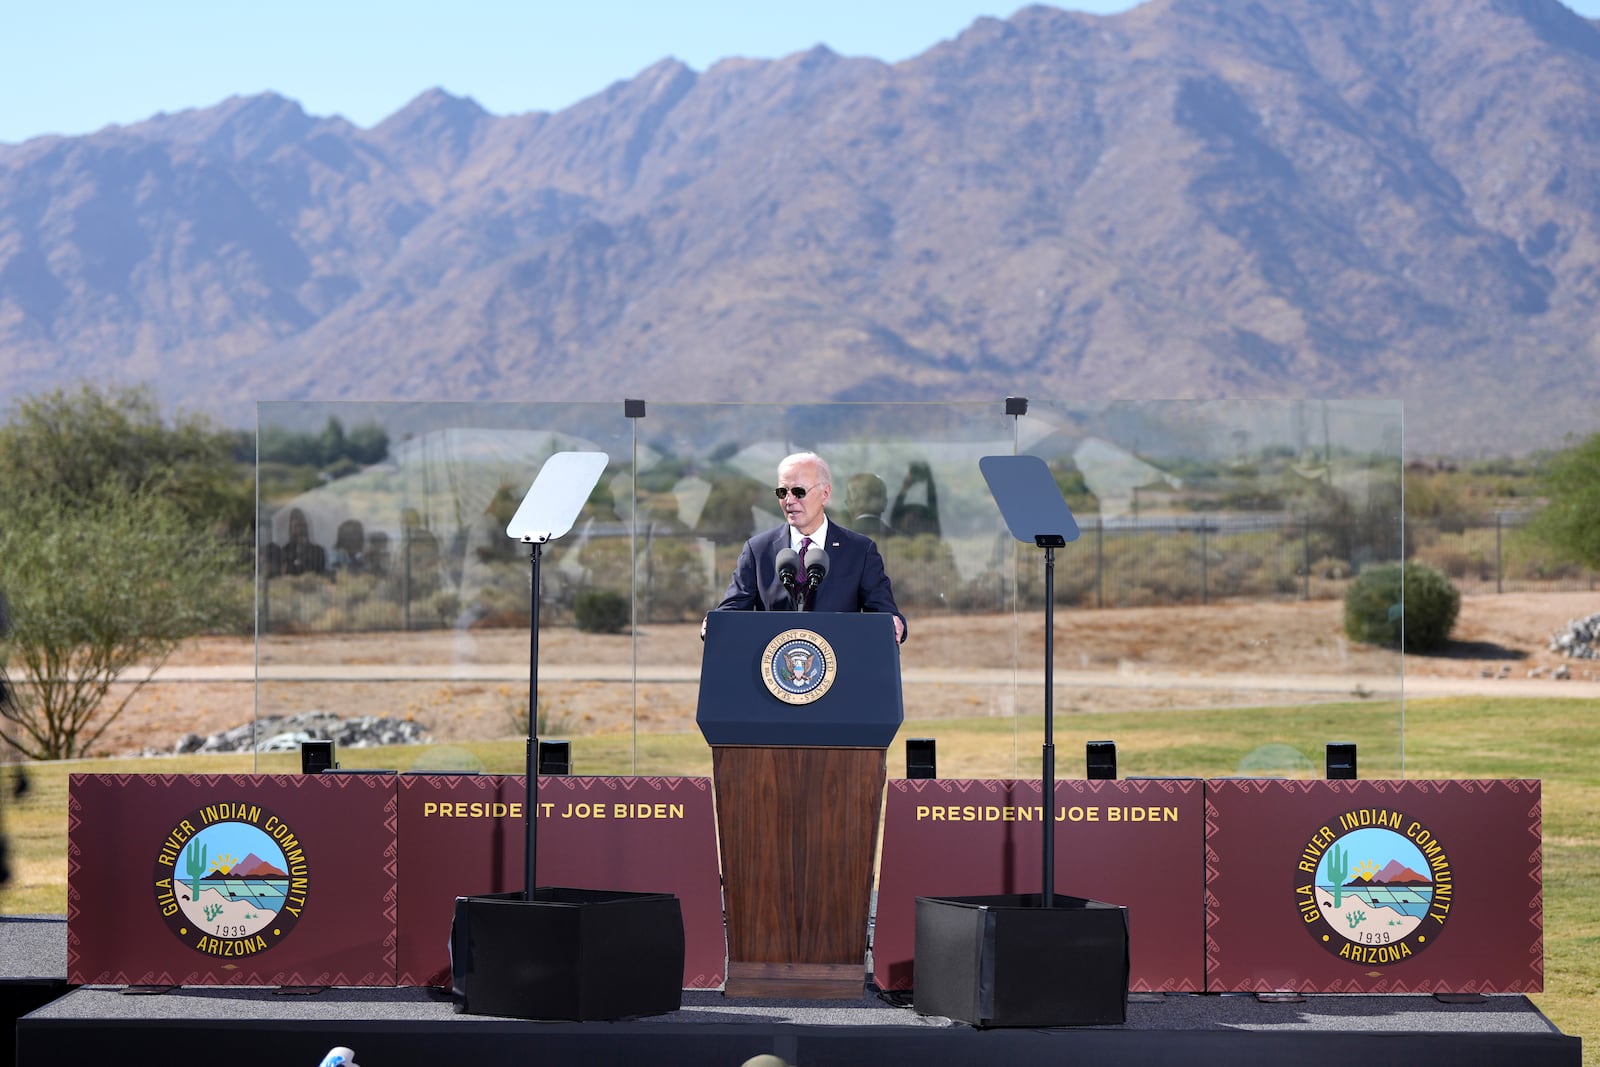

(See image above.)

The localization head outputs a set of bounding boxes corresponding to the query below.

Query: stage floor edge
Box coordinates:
[4,916,1582,1067]
[13,985,1582,1067]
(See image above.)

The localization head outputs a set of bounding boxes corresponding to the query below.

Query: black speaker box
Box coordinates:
[1086,740,1117,780]
[300,739,334,775]
[451,888,684,1021]
[913,893,1129,1027]
[906,737,937,779]
[537,739,571,776]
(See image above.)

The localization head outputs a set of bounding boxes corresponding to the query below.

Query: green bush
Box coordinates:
[1343,561,1460,652]
[574,588,630,634]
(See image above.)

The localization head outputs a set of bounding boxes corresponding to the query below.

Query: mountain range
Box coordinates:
[1348,859,1430,887]
[2,0,1599,456]
[219,853,287,880]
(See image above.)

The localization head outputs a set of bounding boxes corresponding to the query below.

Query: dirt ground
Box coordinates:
[74,591,1600,757]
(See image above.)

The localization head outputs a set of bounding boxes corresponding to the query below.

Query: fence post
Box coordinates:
[1302,514,1311,601]
[1495,512,1503,595]
[402,533,413,631]
[636,524,649,627]
[1095,518,1104,609]
[258,567,269,635]
[1199,521,1209,605]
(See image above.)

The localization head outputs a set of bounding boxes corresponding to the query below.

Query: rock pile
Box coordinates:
[1549,613,1600,660]
[173,712,430,755]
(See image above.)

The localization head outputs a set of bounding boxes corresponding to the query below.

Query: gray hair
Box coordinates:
[779,451,831,487]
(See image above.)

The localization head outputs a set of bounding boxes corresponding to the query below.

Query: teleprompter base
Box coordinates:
[914,892,1130,1028]
[450,887,684,1021]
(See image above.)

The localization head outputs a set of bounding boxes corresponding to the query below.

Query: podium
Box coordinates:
[698,611,903,998]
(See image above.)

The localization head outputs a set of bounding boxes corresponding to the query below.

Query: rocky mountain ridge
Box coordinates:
[2,0,1599,454]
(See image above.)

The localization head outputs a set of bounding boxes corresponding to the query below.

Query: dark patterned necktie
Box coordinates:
[796,537,811,607]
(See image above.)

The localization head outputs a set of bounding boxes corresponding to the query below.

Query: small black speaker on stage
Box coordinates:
[300,739,335,775]
[914,893,1129,1027]
[451,888,684,1020]
[1327,742,1358,780]
[537,740,571,776]
[1086,740,1117,780]
[906,737,937,779]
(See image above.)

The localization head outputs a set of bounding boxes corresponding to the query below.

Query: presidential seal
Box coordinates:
[153,801,309,960]
[1295,807,1453,967]
[762,628,838,704]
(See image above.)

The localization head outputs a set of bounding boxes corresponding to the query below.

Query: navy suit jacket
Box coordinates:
[714,522,907,641]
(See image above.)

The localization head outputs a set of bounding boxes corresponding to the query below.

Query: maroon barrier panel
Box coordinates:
[66,773,1542,994]
[395,774,725,988]
[68,773,397,986]
[874,778,1206,992]
[1205,779,1543,993]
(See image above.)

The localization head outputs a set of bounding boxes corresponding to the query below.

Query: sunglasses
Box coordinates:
[773,485,816,500]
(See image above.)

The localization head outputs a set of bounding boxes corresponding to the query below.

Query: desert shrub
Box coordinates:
[1212,545,1265,598]
[348,597,404,631]
[574,588,630,634]
[1501,529,1588,582]
[1119,548,1193,605]
[507,697,573,738]
[879,533,964,610]
[1525,430,1600,570]
[998,536,1098,609]
[460,560,533,628]
[263,573,338,633]
[422,590,461,628]
[1308,556,1350,580]
[1413,541,1488,581]
[1343,561,1459,652]
[638,537,712,621]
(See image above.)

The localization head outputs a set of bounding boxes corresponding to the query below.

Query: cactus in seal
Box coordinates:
[1325,844,1350,908]
[184,841,208,902]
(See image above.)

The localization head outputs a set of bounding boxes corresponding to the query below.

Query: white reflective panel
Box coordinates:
[506,452,611,544]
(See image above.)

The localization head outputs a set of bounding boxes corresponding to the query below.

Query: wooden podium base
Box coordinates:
[725,961,867,999]
[713,745,886,1000]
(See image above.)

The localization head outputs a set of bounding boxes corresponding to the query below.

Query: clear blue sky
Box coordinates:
[4,0,1599,146]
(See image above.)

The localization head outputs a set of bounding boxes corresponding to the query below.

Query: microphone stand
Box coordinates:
[798,549,827,613]
[802,571,822,610]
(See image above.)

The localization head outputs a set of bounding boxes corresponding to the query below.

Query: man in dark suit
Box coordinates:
[844,472,893,539]
[710,451,906,643]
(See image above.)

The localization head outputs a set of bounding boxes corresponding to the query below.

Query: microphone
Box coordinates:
[775,547,799,589]
[804,547,830,591]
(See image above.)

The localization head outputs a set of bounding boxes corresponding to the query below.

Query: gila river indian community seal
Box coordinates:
[153,800,310,959]
[1295,806,1453,967]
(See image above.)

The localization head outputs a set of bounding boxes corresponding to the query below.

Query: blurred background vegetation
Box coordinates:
[0,383,1596,764]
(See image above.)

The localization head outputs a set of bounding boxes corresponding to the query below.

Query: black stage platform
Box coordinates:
[6,916,1581,1067]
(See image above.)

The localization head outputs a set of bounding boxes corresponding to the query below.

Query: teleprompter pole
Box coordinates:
[1042,541,1056,906]
[525,541,542,899]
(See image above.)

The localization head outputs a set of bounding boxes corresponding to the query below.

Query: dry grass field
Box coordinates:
[85,591,1598,757]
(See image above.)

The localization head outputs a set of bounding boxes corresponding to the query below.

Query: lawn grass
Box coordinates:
[2,695,1593,1057]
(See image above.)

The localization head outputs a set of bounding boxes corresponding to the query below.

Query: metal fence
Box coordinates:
[1040,512,1592,610]
[1407,511,1596,597]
